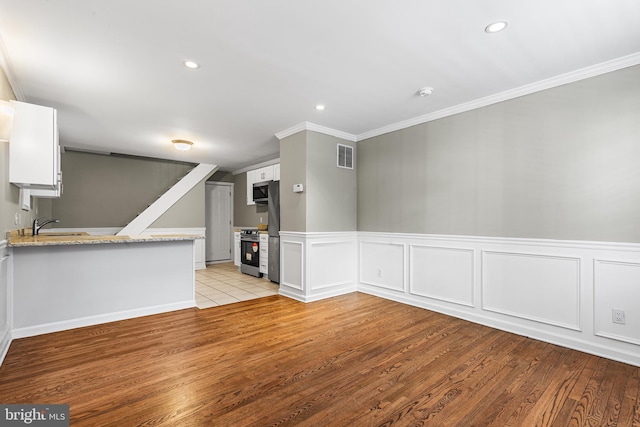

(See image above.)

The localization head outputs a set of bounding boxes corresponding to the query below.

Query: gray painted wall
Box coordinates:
[358,65,640,243]
[150,182,205,228]
[233,171,267,228]
[280,131,307,232]
[51,151,202,228]
[209,170,234,183]
[306,131,357,232]
[279,130,357,232]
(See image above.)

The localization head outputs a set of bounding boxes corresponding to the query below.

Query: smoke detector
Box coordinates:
[418,87,434,97]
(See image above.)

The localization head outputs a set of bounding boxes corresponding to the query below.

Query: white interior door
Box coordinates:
[205,183,232,262]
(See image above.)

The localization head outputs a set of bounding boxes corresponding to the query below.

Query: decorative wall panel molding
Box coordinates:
[281,240,304,291]
[594,259,640,346]
[482,251,581,330]
[409,245,474,307]
[309,241,356,290]
[359,241,405,291]
[280,232,357,302]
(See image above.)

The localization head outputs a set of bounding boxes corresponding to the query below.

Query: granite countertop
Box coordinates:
[7,231,203,247]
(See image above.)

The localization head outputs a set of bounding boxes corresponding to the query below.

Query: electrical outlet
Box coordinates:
[376,268,383,278]
[612,309,626,325]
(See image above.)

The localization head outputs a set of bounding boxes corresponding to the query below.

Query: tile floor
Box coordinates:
[195,262,280,309]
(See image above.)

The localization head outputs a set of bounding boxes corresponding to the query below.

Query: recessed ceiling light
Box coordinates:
[183,61,199,69]
[485,21,508,33]
[172,139,193,151]
[315,105,325,111]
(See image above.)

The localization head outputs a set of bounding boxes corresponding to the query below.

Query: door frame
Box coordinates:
[205,181,234,264]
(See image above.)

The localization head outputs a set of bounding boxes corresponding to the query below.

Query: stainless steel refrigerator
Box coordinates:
[267,180,280,283]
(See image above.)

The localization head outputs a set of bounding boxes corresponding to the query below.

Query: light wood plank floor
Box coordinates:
[1,293,638,426]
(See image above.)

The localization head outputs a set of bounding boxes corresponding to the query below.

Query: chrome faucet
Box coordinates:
[32,217,60,235]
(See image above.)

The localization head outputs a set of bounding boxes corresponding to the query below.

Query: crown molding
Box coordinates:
[0,32,24,101]
[276,53,640,145]
[274,122,307,140]
[275,121,357,142]
[357,52,640,142]
[305,122,357,142]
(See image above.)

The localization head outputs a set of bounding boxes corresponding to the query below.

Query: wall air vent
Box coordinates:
[337,143,354,169]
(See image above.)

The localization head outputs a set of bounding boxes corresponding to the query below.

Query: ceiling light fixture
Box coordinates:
[172,139,193,151]
[315,104,325,111]
[418,87,434,97]
[183,61,199,69]
[485,21,508,33]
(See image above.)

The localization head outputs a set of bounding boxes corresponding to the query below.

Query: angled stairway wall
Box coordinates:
[117,163,217,236]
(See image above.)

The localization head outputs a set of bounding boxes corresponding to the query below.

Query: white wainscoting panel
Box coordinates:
[594,259,640,346]
[281,240,304,291]
[0,241,11,367]
[482,251,581,330]
[280,232,357,302]
[409,245,474,307]
[309,241,355,291]
[359,241,405,291]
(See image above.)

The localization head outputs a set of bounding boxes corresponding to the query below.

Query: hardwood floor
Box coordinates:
[1,293,639,426]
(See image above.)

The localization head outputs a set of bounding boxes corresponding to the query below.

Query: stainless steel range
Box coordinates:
[240,230,262,278]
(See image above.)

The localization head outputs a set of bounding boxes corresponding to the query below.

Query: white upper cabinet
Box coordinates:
[274,163,280,181]
[246,169,257,205]
[255,165,274,182]
[30,145,63,198]
[9,101,61,191]
[246,164,280,205]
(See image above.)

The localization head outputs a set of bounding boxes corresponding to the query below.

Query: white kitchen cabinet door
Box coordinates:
[255,166,274,182]
[273,164,280,181]
[30,146,63,198]
[9,101,60,190]
[246,170,256,205]
[234,232,241,267]
[259,233,268,275]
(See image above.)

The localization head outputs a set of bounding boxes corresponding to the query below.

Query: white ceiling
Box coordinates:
[1,0,639,170]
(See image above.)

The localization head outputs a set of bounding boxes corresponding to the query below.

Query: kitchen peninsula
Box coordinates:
[8,231,201,338]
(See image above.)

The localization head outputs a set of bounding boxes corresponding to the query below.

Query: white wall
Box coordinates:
[11,240,195,338]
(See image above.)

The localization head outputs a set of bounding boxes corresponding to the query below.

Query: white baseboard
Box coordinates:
[278,285,355,303]
[12,300,195,339]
